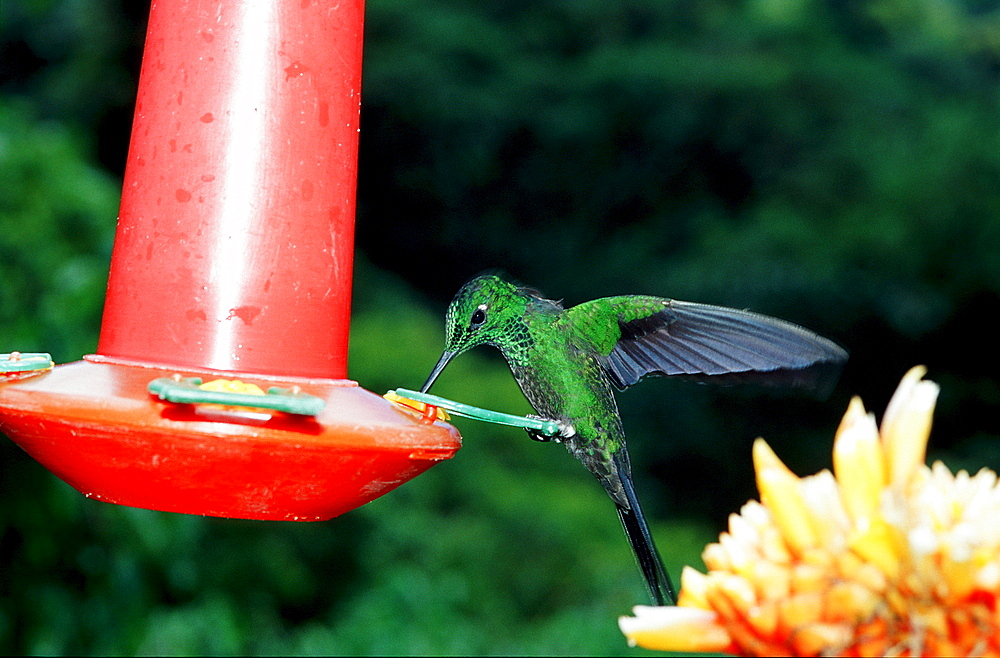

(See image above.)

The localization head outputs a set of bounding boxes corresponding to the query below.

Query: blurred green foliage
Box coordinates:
[0,101,115,359]
[2,0,999,654]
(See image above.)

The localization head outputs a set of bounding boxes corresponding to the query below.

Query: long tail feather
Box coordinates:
[613,454,676,606]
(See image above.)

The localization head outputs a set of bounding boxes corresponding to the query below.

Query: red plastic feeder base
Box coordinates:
[0,357,461,521]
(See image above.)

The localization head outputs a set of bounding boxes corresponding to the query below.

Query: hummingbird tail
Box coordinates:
[613,455,676,606]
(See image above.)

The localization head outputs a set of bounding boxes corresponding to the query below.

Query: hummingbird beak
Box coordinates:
[420,351,457,393]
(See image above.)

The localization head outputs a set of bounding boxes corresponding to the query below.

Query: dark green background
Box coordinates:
[2,0,998,654]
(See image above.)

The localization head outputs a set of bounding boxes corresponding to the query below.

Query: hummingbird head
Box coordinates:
[420,274,531,392]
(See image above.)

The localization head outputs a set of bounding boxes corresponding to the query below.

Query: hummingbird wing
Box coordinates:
[570,296,847,395]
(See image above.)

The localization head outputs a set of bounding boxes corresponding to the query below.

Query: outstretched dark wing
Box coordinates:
[569,296,848,395]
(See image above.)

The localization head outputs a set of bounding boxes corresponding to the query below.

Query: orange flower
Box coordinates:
[619,367,1000,657]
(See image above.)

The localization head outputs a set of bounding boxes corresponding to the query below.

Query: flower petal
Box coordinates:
[753,439,818,555]
[833,396,886,522]
[881,366,939,488]
[676,565,711,609]
[618,605,734,653]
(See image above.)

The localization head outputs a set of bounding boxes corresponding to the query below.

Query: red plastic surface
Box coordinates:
[98,0,364,378]
[0,359,460,521]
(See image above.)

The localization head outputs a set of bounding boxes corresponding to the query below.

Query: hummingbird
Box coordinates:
[420,274,847,606]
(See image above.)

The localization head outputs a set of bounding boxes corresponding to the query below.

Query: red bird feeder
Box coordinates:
[0,0,461,520]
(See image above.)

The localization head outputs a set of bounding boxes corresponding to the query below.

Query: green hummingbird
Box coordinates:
[420,274,847,606]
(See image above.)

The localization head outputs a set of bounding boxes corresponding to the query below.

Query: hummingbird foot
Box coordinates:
[524,427,552,442]
[524,416,576,443]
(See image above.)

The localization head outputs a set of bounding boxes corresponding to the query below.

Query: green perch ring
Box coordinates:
[1,352,55,374]
[387,388,561,437]
[148,376,326,416]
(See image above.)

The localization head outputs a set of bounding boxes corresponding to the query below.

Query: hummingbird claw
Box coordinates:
[524,416,553,443]
[524,427,552,443]
[556,420,576,439]
[524,416,576,443]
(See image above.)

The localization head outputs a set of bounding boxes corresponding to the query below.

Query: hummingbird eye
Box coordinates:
[470,306,487,328]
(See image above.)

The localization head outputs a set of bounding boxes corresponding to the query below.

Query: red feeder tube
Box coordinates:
[0,0,460,520]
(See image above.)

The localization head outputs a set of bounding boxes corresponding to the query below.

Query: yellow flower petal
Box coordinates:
[709,571,758,617]
[676,566,710,609]
[753,438,819,555]
[881,365,926,430]
[791,622,853,656]
[702,541,732,571]
[833,396,886,522]
[747,601,780,638]
[789,562,826,594]
[618,606,733,653]
[719,532,754,578]
[799,470,850,551]
[825,581,880,622]
[777,591,824,631]
[941,550,977,600]
[848,517,905,580]
[881,366,939,488]
[750,558,792,601]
